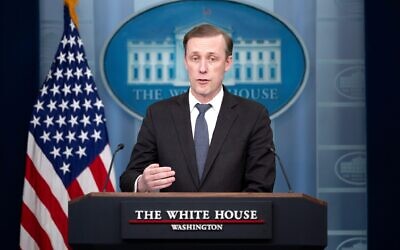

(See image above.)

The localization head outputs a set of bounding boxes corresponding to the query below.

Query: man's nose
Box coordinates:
[199,59,207,73]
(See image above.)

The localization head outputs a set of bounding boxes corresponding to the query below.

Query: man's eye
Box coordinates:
[191,57,199,62]
[209,57,217,62]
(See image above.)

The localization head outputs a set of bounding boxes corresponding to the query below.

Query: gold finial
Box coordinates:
[64,0,79,28]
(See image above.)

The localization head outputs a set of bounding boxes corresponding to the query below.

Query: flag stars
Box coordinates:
[70,99,81,112]
[94,98,104,110]
[65,131,76,143]
[58,99,69,112]
[61,84,72,96]
[50,146,61,159]
[76,146,87,159]
[62,146,73,159]
[60,35,68,48]
[82,98,92,111]
[72,84,82,96]
[30,116,41,128]
[77,37,84,47]
[91,129,102,142]
[46,71,53,81]
[64,68,74,80]
[52,131,64,143]
[60,162,71,175]
[54,68,64,80]
[78,130,89,143]
[80,114,91,127]
[47,99,57,112]
[56,52,66,64]
[94,113,104,126]
[50,85,61,96]
[34,100,44,112]
[68,115,79,128]
[40,131,51,143]
[84,83,94,95]
[40,84,48,97]
[55,115,66,127]
[69,20,76,31]
[84,68,93,79]
[74,67,83,80]
[67,51,75,64]
[76,52,84,64]
[67,35,76,48]
[43,115,54,128]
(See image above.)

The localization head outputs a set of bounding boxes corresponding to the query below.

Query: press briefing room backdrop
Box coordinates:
[1,0,399,249]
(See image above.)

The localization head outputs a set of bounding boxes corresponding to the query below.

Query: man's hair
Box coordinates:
[183,24,233,57]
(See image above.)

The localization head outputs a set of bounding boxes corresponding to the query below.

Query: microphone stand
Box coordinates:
[102,143,124,192]
[270,147,293,193]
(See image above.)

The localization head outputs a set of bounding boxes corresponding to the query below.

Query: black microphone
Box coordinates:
[102,143,125,192]
[269,147,293,193]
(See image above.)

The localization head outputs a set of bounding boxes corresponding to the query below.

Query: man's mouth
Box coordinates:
[197,79,210,84]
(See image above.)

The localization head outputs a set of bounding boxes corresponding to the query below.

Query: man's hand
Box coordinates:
[138,163,175,192]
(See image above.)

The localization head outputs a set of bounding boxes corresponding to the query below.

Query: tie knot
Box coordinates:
[195,103,212,114]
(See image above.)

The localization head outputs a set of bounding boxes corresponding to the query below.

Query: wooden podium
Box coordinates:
[69,192,327,249]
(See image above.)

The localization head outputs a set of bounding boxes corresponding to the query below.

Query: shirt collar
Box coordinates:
[189,87,224,113]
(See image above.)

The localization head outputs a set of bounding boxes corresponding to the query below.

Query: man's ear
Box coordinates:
[184,55,188,70]
[225,55,233,72]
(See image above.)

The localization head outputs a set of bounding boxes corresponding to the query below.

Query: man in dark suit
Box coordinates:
[120,24,275,192]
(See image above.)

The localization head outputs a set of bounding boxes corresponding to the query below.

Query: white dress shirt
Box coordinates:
[189,87,224,144]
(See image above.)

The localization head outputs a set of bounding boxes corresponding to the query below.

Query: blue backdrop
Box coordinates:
[39,1,364,249]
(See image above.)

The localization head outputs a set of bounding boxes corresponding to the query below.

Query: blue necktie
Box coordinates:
[194,103,212,180]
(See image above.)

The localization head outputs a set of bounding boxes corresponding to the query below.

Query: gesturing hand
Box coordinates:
[138,163,175,192]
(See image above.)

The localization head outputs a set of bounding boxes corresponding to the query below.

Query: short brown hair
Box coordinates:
[183,24,233,57]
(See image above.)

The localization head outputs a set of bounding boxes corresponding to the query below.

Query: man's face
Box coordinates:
[184,34,232,103]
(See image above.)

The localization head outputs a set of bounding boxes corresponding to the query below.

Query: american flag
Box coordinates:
[19,4,115,249]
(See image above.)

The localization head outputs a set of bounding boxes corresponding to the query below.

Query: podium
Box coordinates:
[69,192,327,249]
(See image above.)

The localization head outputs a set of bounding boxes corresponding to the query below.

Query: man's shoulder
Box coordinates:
[226,91,266,111]
[148,92,187,110]
[225,92,272,122]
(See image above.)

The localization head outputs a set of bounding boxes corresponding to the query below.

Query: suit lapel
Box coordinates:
[200,91,239,185]
[170,92,201,189]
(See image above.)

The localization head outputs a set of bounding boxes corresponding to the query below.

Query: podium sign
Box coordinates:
[69,193,327,250]
[121,199,272,239]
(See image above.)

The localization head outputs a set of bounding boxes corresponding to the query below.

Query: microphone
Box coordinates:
[102,143,125,192]
[269,147,293,193]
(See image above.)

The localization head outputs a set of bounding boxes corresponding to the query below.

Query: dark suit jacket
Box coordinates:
[120,88,275,192]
